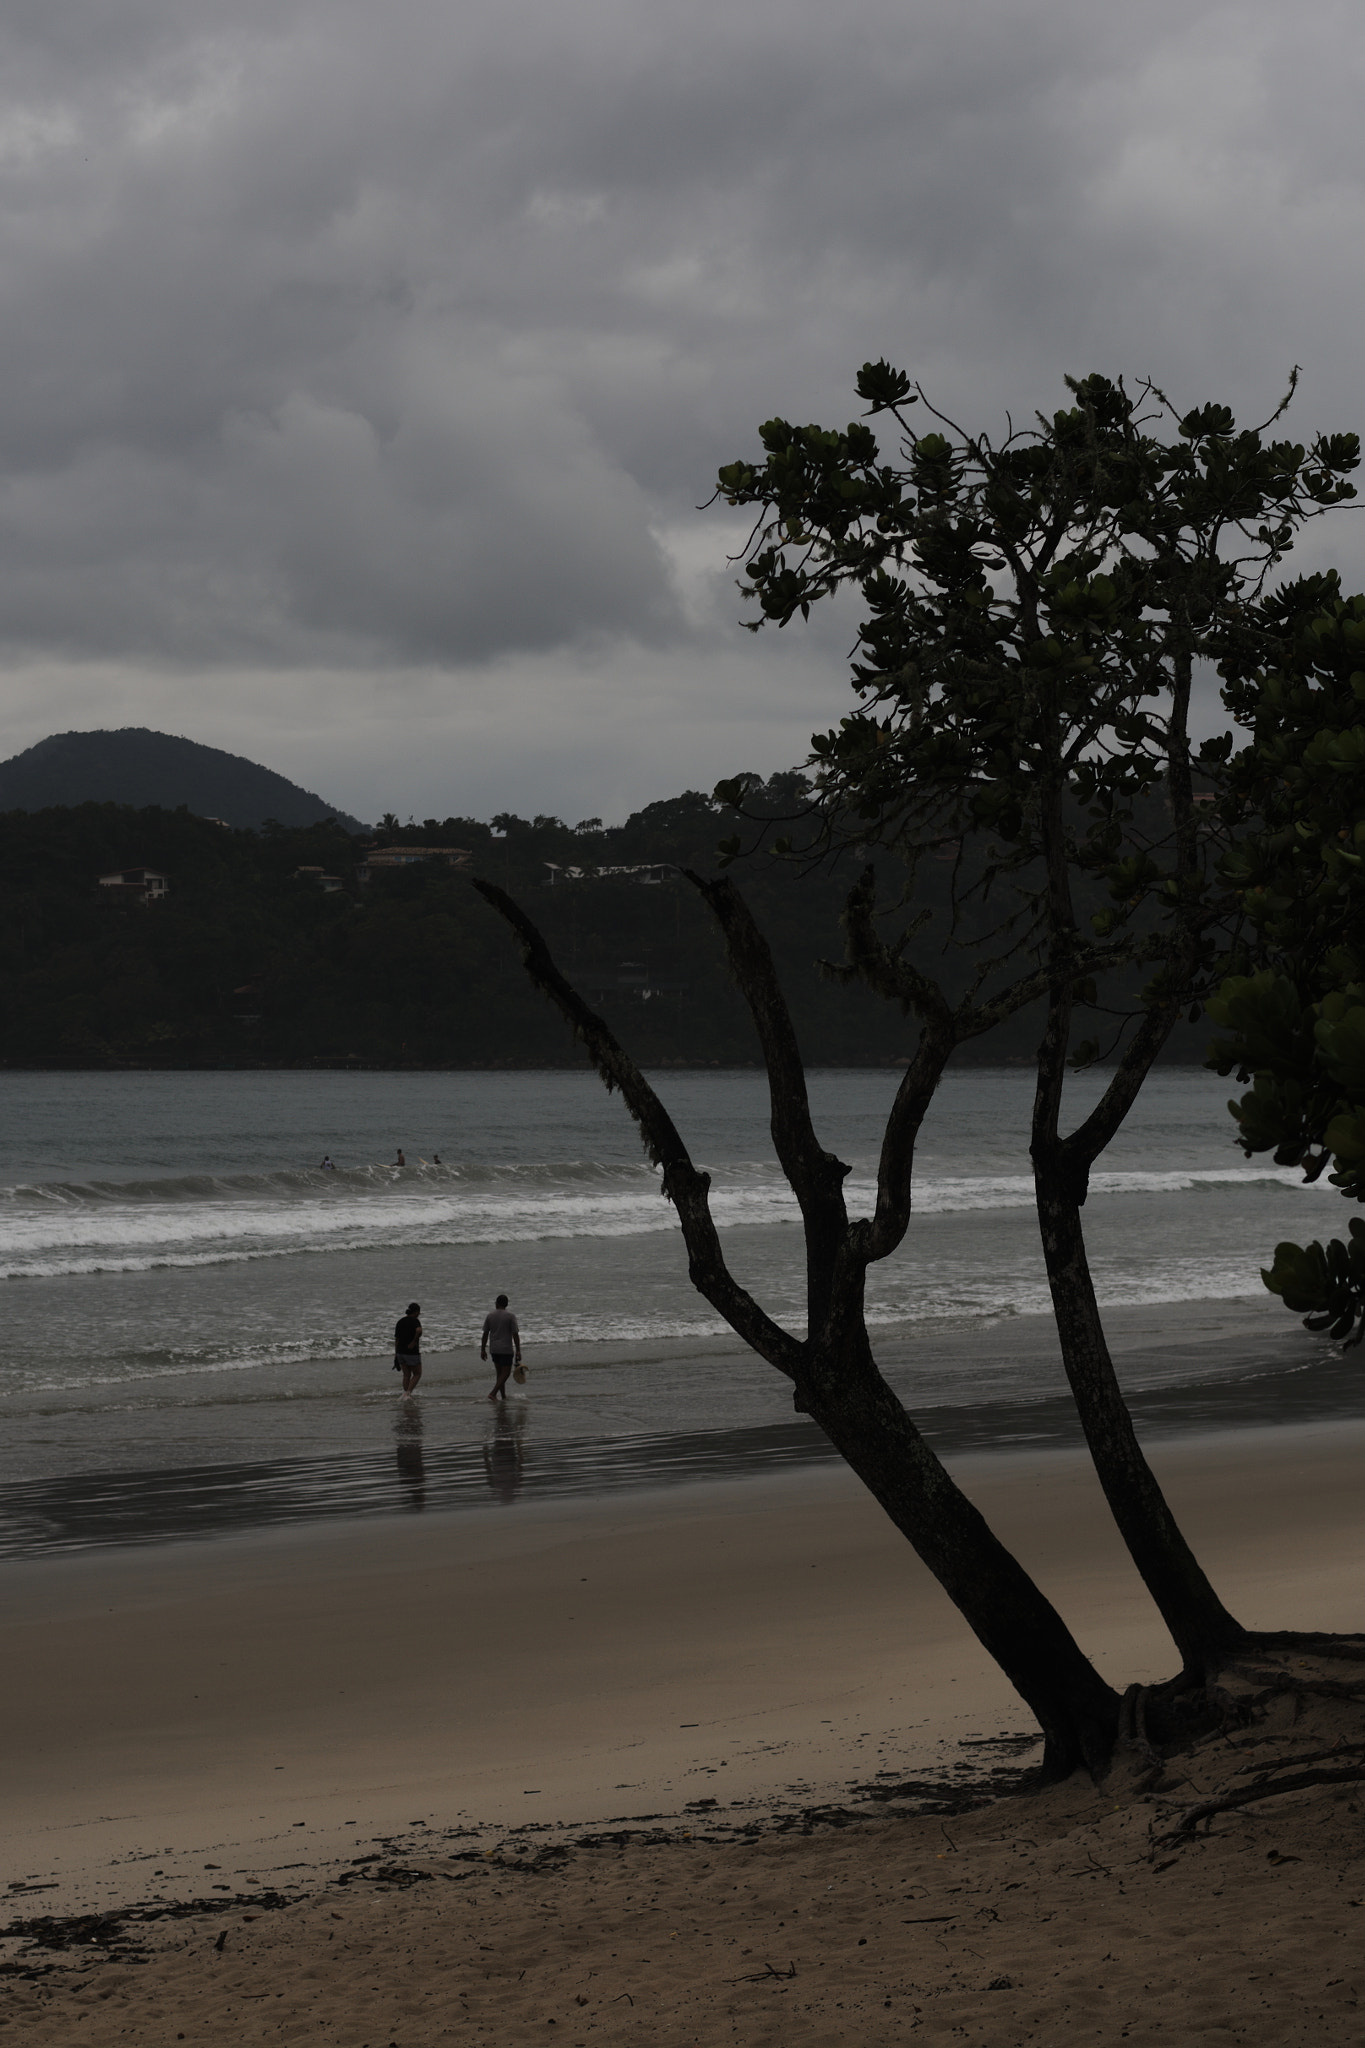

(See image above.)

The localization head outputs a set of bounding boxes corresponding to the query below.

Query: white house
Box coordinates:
[97,866,169,903]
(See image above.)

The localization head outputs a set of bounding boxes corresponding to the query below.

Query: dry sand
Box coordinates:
[2,1420,1364,2041]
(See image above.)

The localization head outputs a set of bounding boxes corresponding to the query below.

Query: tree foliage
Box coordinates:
[717,365,1355,994]
[1208,582,1365,1340]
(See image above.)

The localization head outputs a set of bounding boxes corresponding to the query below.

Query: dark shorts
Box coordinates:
[491,1351,515,1368]
[393,1352,421,1372]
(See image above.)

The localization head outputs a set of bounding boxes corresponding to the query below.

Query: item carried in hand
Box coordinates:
[512,1362,527,1384]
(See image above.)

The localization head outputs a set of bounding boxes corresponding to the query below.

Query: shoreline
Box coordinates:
[4,1418,1363,1923]
[0,1294,1352,1558]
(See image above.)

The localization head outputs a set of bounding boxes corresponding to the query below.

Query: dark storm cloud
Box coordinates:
[0,0,1363,809]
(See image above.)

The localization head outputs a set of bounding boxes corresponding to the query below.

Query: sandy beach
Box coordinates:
[3,1421,1364,2041]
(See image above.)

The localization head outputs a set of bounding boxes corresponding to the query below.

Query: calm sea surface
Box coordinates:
[0,1066,1352,1554]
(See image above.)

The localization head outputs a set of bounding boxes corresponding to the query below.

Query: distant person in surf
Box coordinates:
[393,1301,422,1394]
[394,1148,406,1168]
[319,1155,336,1171]
[480,1294,522,1401]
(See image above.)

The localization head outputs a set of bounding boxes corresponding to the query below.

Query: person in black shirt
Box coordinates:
[394,1301,422,1394]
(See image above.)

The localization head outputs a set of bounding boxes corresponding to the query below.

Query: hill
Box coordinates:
[0,794,919,1069]
[0,729,368,833]
[0,789,1209,1069]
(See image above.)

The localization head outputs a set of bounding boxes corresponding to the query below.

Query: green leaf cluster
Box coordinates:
[1209,582,1365,1338]
[716,365,1357,1043]
[1263,1218,1365,1345]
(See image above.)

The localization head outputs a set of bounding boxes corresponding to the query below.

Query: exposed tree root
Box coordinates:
[1232,1670,1365,1702]
[1155,1756,1365,1846]
[1241,1631,1365,1664]
[1096,1639,1365,1836]
[1115,1640,1365,1848]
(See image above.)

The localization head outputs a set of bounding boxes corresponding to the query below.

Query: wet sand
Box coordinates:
[1,1295,1353,1560]
[2,1419,1363,1925]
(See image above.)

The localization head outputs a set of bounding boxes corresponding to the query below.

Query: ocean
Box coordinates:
[0,1065,1354,1556]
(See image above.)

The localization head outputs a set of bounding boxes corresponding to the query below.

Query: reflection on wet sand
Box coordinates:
[482,1404,527,1505]
[393,1405,426,1509]
[6,1342,1365,1559]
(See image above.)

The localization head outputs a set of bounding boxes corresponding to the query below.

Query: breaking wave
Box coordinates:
[0,1157,1314,1281]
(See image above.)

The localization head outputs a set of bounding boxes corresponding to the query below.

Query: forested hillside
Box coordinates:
[0,788,1203,1068]
[0,728,367,833]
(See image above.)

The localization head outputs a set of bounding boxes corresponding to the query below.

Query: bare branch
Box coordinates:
[1060,946,1199,1174]
[840,865,955,1026]
[683,871,850,1210]
[471,877,803,1375]
[860,1019,957,1264]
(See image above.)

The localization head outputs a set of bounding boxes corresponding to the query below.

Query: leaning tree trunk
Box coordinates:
[802,1330,1120,1779]
[1029,970,1248,1677]
[1032,1169,1247,1675]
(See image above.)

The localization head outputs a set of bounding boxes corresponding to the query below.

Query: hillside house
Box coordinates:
[355,846,471,883]
[542,861,674,885]
[97,866,169,904]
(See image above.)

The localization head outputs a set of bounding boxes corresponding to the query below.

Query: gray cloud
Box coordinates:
[1,0,1364,815]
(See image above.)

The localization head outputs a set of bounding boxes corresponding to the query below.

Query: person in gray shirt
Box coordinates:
[480,1294,522,1400]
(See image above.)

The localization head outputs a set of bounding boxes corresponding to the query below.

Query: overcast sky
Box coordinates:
[2,0,1364,824]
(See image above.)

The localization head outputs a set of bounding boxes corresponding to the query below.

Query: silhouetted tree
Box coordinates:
[711,363,1357,1676]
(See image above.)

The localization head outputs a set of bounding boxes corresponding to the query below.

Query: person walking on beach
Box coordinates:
[481,1294,522,1400]
[394,1301,423,1395]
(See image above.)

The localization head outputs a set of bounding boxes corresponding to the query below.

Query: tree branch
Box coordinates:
[835,871,957,1262]
[839,865,954,1026]
[683,868,855,1337]
[471,877,804,1375]
[683,871,850,1214]
[1060,940,1201,1176]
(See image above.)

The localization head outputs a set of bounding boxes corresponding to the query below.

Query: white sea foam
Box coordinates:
[0,1160,1314,1280]
[0,1071,1340,1514]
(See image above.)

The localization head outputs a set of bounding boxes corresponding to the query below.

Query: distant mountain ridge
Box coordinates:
[0,728,368,833]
